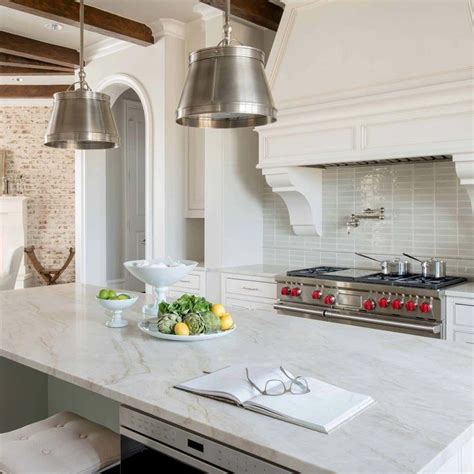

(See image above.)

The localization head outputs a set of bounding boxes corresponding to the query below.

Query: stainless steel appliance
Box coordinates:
[275,267,466,338]
[119,406,293,473]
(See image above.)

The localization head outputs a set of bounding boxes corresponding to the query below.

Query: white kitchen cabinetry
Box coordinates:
[185,128,204,218]
[221,273,277,312]
[445,296,474,346]
[169,268,206,299]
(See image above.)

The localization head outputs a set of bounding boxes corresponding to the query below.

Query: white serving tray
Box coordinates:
[138,320,236,341]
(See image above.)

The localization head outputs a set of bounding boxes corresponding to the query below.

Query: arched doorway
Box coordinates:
[75,74,153,288]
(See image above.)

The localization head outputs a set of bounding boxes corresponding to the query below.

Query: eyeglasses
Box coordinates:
[245,366,310,396]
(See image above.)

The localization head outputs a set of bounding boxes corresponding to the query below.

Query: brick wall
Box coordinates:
[0,106,75,285]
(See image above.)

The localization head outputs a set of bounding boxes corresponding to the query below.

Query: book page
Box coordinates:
[245,377,374,433]
[176,365,295,405]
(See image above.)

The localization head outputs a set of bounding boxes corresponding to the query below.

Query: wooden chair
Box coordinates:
[24,246,75,285]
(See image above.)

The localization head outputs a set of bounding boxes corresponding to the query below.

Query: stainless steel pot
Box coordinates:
[402,253,447,279]
[355,253,410,276]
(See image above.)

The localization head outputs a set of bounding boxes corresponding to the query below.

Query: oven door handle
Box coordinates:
[120,427,229,473]
[324,310,441,334]
[274,304,325,318]
[274,304,441,334]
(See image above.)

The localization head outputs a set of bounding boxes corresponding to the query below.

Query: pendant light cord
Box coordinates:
[78,0,86,90]
[223,0,232,46]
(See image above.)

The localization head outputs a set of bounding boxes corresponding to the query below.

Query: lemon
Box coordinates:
[174,322,190,336]
[211,303,226,318]
[220,313,233,331]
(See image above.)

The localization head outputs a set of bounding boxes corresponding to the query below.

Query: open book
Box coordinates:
[175,366,374,434]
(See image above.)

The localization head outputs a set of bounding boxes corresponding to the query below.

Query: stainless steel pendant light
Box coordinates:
[176,0,277,128]
[44,0,120,149]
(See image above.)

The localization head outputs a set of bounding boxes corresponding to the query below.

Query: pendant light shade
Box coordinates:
[44,0,120,150]
[176,0,277,128]
[45,90,120,149]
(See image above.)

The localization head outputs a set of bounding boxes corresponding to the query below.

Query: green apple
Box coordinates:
[108,290,117,299]
[98,289,110,299]
[117,294,130,300]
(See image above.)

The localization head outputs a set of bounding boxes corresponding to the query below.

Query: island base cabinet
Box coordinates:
[428,433,474,473]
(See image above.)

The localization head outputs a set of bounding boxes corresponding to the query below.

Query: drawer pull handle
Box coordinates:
[181,280,192,283]
[242,286,260,291]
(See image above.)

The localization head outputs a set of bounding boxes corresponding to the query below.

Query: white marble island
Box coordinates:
[1,284,473,473]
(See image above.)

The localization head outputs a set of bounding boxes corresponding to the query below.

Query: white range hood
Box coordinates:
[256,0,474,236]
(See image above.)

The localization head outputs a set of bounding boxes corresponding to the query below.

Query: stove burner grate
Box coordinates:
[287,266,348,277]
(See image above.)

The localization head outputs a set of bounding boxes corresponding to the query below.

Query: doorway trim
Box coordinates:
[75,73,153,284]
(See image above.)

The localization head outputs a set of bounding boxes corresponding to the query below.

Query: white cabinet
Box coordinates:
[169,268,206,299]
[221,273,277,313]
[445,296,474,346]
[185,128,204,218]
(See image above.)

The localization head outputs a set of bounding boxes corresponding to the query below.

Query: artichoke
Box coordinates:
[157,313,181,334]
[201,311,221,333]
[183,312,206,335]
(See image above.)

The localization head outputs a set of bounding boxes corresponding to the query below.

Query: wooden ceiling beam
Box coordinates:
[199,0,283,31]
[0,31,79,68]
[0,66,74,75]
[0,84,69,97]
[0,0,154,46]
[0,53,74,72]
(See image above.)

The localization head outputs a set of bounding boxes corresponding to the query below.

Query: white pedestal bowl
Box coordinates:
[123,259,198,316]
[95,296,138,328]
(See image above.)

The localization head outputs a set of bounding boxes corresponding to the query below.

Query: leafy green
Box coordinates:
[158,294,212,318]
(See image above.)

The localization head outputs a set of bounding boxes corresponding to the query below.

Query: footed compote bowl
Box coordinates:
[123,258,197,317]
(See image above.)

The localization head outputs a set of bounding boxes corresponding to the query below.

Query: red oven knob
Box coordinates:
[420,301,431,313]
[405,300,417,312]
[391,299,403,310]
[324,294,335,305]
[281,287,291,296]
[363,299,376,311]
[290,287,302,297]
[378,297,389,308]
[312,290,322,300]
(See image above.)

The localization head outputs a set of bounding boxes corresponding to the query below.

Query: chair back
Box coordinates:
[0,246,24,291]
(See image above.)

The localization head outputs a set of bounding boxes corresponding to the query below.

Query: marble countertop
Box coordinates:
[216,264,290,279]
[441,281,474,298]
[1,284,473,473]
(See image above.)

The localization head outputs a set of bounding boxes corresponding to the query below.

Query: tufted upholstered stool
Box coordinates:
[0,411,120,474]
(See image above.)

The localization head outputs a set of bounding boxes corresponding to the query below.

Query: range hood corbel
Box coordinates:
[263,167,322,236]
[453,153,474,212]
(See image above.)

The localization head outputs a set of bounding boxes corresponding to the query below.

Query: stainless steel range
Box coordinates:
[275,267,466,338]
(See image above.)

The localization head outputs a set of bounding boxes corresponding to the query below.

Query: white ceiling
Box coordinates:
[0,0,203,50]
[87,0,201,25]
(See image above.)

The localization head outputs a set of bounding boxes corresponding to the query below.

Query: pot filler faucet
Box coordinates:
[346,207,385,234]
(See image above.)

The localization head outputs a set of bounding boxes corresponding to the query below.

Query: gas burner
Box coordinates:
[356,273,467,290]
[287,266,347,277]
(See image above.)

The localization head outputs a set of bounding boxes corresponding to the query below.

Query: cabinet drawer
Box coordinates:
[453,331,474,345]
[225,278,276,299]
[172,273,201,291]
[454,304,474,328]
[225,297,253,310]
[168,288,200,299]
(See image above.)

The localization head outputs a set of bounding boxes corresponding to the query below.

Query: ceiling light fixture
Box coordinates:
[44,22,63,31]
[176,0,277,129]
[44,0,120,149]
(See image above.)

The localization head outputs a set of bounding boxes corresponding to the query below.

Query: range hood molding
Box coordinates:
[256,0,474,233]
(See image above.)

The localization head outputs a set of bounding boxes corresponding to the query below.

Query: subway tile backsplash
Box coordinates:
[262,161,474,276]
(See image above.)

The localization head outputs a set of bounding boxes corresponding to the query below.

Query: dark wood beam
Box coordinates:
[0,53,74,72]
[0,31,79,68]
[0,66,74,75]
[0,0,154,46]
[200,0,283,31]
[0,84,69,98]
